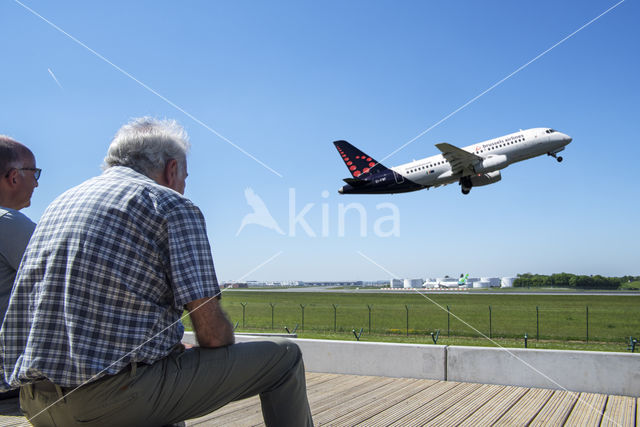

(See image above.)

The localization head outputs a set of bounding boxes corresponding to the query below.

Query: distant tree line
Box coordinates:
[514,273,640,289]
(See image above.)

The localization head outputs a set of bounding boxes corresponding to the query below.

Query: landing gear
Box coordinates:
[459,176,472,195]
[548,152,563,162]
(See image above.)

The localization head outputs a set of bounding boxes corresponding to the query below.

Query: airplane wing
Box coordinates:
[435,143,482,175]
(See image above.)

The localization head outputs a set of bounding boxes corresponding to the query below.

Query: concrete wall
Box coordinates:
[447,345,640,397]
[182,332,640,396]
[235,334,447,380]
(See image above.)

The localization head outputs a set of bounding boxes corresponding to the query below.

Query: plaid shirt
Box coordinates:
[0,166,220,390]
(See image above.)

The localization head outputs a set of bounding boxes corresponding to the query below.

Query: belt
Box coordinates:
[32,380,74,393]
[30,361,149,396]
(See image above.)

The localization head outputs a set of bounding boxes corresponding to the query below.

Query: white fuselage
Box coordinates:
[391,128,572,188]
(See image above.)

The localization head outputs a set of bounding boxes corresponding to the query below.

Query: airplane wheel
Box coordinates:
[557,156,563,162]
[462,187,471,195]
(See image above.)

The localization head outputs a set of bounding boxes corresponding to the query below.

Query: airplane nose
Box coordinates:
[564,134,572,144]
[338,187,344,194]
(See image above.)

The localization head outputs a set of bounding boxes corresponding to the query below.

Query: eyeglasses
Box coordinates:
[4,167,42,181]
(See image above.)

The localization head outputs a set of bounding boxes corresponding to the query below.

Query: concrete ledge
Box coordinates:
[183,332,446,380]
[183,333,640,396]
[447,345,640,397]
[281,338,447,380]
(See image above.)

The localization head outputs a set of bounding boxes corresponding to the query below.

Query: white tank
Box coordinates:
[404,278,423,288]
[501,277,516,288]
[474,280,491,288]
[481,277,500,287]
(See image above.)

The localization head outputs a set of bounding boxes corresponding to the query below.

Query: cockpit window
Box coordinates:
[545,129,556,134]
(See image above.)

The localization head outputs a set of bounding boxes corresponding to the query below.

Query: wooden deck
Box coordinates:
[1,372,637,426]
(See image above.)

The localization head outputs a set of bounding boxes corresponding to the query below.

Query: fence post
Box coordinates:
[300,304,306,331]
[405,305,410,337]
[270,303,276,330]
[241,302,247,328]
[489,305,492,339]
[447,305,450,337]
[367,304,373,333]
[536,306,539,341]
[332,304,338,332]
[586,305,589,343]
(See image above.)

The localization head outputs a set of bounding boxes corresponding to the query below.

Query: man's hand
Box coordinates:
[185,297,235,348]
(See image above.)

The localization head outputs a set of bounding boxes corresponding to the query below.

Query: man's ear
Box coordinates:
[163,159,179,189]
[4,169,19,187]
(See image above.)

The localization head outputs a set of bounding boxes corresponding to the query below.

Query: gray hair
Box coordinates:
[103,117,191,177]
[0,135,33,176]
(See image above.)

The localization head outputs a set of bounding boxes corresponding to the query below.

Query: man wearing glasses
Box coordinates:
[0,135,40,400]
[0,135,40,317]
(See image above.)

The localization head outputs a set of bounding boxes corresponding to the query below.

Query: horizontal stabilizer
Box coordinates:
[343,177,368,186]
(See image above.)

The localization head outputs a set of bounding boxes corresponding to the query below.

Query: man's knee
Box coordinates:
[255,338,303,371]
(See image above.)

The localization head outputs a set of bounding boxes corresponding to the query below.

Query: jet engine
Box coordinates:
[474,155,508,174]
[470,171,502,187]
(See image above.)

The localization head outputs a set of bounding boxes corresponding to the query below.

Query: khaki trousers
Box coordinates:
[20,338,313,427]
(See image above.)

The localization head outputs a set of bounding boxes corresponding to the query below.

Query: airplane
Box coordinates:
[334,128,572,195]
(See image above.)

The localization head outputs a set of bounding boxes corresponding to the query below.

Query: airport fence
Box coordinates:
[214,294,639,347]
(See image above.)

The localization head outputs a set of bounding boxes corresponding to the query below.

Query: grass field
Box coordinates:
[185,290,640,352]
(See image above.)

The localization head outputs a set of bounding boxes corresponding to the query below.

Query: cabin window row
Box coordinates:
[407,159,449,174]
[406,136,526,173]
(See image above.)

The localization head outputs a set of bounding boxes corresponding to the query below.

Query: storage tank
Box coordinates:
[501,277,516,288]
[481,277,501,287]
[474,280,491,288]
[404,278,423,288]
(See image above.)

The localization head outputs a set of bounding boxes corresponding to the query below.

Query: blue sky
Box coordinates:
[1,1,638,281]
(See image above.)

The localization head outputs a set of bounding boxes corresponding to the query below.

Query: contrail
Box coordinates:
[15,0,283,178]
[47,68,63,89]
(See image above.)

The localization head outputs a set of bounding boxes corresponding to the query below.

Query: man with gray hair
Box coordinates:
[0,118,312,426]
[0,136,40,400]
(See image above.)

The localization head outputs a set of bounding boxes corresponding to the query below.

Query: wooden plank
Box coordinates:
[601,395,636,427]
[529,390,578,426]
[326,378,437,426]
[309,375,402,417]
[564,392,607,427]
[388,382,482,426]
[5,374,638,427]
[313,377,421,426]
[0,416,30,427]
[211,374,405,427]
[427,384,506,426]
[305,372,341,387]
[365,381,461,427]
[187,373,364,425]
[458,385,529,427]
[204,378,393,427]
[493,387,554,426]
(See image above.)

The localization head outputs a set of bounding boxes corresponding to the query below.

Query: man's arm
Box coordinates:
[185,297,235,348]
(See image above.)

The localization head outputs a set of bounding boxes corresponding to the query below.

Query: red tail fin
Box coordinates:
[333,140,389,178]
